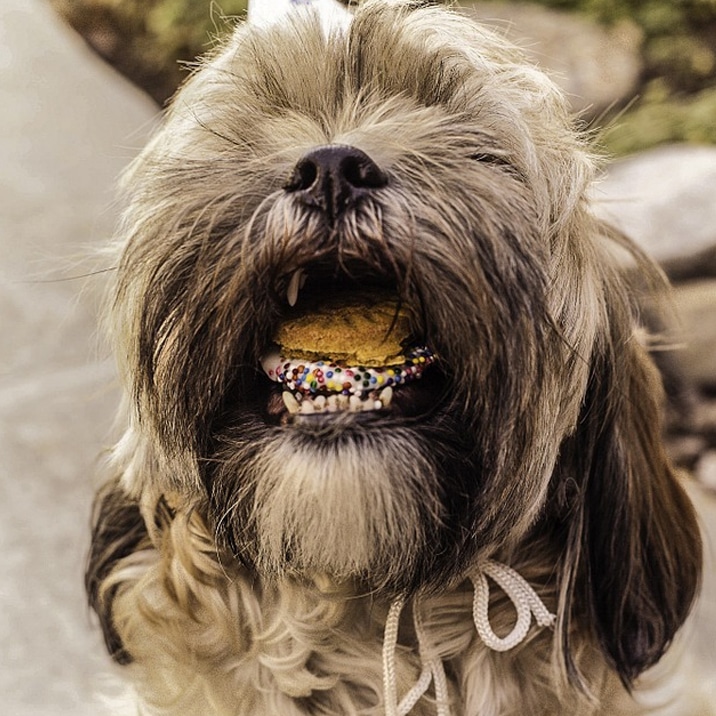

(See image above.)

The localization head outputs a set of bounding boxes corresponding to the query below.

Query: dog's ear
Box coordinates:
[85,479,148,665]
[555,285,702,687]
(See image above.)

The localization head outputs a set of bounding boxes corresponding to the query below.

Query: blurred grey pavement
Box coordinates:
[0,0,156,713]
[0,2,714,715]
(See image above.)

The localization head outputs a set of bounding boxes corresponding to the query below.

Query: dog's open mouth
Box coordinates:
[260,267,441,419]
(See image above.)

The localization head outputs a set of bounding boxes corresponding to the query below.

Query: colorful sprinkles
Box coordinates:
[262,346,437,398]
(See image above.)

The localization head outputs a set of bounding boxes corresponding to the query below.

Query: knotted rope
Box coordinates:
[382,559,556,716]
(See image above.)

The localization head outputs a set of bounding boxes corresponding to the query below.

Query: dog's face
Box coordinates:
[114,1,593,592]
[107,0,700,682]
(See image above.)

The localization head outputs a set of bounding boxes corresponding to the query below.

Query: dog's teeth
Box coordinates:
[282,391,300,415]
[284,387,391,416]
[379,386,393,407]
[261,350,282,378]
[287,268,304,307]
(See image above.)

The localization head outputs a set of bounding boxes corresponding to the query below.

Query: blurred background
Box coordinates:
[1,0,714,713]
[47,0,716,153]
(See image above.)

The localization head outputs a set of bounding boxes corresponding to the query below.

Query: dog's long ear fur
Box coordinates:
[555,256,702,688]
[85,479,148,665]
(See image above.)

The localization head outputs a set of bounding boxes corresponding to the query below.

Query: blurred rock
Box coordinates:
[459,1,642,118]
[697,451,716,491]
[693,396,716,437]
[668,434,707,469]
[592,146,716,393]
[673,280,716,390]
[591,144,716,269]
[591,145,716,488]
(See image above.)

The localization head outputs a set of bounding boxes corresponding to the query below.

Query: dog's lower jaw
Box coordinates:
[206,419,471,596]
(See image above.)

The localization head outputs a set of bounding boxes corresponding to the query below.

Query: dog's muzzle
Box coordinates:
[260,144,445,422]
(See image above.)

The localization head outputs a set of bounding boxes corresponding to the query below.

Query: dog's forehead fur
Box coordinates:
[147,2,590,219]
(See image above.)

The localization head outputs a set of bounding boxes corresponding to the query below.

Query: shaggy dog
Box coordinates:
[86,1,705,713]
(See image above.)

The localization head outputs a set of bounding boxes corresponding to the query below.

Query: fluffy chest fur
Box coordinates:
[98,505,661,716]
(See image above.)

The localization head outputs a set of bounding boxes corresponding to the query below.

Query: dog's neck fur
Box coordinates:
[102,498,662,716]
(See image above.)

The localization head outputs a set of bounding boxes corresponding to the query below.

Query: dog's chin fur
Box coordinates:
[86,2,705,714]
[217,424,451,591]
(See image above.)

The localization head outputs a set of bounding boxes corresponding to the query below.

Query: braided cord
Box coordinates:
[471,559,556,652]
[382,560,555,715]
[383,595,406,716]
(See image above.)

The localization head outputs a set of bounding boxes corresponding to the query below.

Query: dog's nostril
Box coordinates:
[339,153,388,190]
[284,145,388,219]
[285,159,318,193]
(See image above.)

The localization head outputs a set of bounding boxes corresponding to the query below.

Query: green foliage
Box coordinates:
[531,0,716,93]
[601,83,716,155]
[526,0,716,154]
[147,0,247,53]
[49,0,248,104]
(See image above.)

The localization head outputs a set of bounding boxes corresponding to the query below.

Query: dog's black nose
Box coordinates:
[284,145,388,221]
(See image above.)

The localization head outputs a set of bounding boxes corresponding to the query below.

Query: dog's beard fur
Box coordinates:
[87,2,703,713]
[206,188,574,593]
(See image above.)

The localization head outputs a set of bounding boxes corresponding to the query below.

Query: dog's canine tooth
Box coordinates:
[282,391,300,414]
[379,386,393,407]
[286,268,304,307]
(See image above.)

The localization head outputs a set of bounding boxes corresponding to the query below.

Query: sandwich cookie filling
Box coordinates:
[261,347,437,414]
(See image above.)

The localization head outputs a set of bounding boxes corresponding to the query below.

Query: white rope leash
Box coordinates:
[471,560,556,652]
[382,597,450,716]
[382,559,556,715]
[382,595,407,716]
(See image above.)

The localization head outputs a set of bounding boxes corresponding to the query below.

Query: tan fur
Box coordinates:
[86,2,706,713]
[97,501,700,715]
